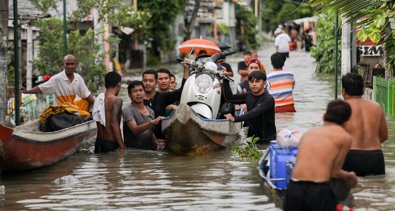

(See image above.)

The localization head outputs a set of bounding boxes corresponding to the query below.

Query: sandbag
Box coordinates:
[276,129,302,148]
[39,112,84,132]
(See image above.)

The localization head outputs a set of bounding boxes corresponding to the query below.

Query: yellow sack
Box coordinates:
[39,102,90,123]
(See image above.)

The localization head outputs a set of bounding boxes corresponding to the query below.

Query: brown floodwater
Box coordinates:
[0,44,394,210]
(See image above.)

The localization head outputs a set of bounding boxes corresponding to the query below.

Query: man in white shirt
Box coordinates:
[21,54,95,112]
[274,28,291,58]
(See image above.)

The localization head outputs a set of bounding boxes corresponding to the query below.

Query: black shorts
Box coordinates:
[94,138,119,153]
[278,52,289,59]
[284,180,337,211]
[343,149,385,176]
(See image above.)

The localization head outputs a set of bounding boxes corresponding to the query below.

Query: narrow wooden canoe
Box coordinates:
[162,103,242,155]
[0,120,96,171]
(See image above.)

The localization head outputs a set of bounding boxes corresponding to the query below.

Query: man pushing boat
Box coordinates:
[284,100,357,211]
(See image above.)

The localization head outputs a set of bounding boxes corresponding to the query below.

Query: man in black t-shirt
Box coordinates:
[223,71,276,142]
[237,51,252,82]
[142,66,190,139]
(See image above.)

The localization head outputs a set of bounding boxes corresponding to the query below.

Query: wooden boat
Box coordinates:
[162,103,242,155]
[0,120,96,171]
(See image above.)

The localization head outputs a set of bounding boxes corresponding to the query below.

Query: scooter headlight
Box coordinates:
[195,73,213,94]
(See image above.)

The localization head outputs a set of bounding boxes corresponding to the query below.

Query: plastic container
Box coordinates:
[269,141,298,189]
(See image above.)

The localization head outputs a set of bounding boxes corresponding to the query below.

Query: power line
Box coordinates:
[284,0,307,16]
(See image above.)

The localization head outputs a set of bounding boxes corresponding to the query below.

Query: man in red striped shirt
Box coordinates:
[267,53,296,113]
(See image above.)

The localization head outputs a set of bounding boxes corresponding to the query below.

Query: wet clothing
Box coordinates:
[94,138,119,153]
[123,104,156,150]
[275,33,291,57]
[284,180,337,211]
[267,71,295,112]
[275,104,296,113]
[343,149,385,176]
[144,79,186,139]
[223,80,276,142]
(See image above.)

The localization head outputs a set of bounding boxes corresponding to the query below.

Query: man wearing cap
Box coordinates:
[274,28,291,58]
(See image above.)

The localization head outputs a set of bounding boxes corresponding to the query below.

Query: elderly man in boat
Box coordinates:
[21,54,95,129]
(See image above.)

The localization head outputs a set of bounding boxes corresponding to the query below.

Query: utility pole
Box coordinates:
[0,0,8,124]
[13,0,20,125]
[334,10,339,99]
[63,0,68,55]
[133,0,138,49]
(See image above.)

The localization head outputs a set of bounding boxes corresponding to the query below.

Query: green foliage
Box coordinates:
[33,18,64,74]
[68,29,105,93]
[72,0,152,32]
[33,17,105,92]
[29,0,58,12]
[310,12,341,74]
[232,137,264,161]
[309,0,395,74]
[138,0,185,60]
[236,5,259,50]
[217,23,230,35]
[261,1,313,32]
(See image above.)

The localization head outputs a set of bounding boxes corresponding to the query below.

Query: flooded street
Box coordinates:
[1,43,394,210]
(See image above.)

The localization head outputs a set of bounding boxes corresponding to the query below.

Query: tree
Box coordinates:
[184,0,200,41]
[309,0,395,76]
[29,0,151,92]
[310,11,341,73]
[33,18,105,92]
[236,5,259,50]
[138,0,185,64]
[261,0,312,32]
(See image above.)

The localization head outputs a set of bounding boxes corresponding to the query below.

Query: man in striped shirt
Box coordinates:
[267,53,296,113]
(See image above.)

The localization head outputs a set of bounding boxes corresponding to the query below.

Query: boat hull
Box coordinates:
[162,103,241,155]
[0,120,96,170]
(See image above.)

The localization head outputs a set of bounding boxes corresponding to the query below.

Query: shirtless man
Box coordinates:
[341,73,388,176]
[93,71,125,153]
[284,100,357,211]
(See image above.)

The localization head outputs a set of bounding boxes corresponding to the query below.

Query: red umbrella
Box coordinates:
[178,38,221,56]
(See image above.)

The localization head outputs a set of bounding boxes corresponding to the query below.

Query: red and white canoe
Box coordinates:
[0,120,96,171]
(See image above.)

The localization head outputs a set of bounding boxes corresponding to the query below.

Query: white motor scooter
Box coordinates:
[161,52,242,154]
[179,52,237,119]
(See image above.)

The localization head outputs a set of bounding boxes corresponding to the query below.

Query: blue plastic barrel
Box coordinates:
[269,142,298,189]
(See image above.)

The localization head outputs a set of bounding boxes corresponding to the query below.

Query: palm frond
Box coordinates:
[309,0,380,22]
